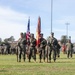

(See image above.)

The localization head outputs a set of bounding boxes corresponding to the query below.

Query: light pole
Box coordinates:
[51,0,53,33]
[65,22,70,39]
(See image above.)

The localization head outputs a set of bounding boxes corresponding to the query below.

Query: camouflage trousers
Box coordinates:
[67,49,73,58]
[28,46,37,62]
[47,46,57,62]
[39,47,46,62]
[18,46,26,62]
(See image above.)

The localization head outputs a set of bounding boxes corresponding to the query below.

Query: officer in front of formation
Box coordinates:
[39,33,47,63]
[28,33,37,62]
[47,32,58,62]
[18,32,27,62]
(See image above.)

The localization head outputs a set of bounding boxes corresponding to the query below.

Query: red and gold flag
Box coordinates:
[36,16,41,47]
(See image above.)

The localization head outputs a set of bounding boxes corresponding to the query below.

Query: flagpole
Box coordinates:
[26,17,30,40]
[51,0,53,33]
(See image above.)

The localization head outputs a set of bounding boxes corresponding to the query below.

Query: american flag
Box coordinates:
[26,18,30,40]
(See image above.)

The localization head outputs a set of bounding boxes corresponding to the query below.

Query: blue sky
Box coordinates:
[0,0,75,42]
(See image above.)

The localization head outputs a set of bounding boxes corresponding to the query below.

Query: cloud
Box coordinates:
[0,0,51,13]
[0,6,39,41]
[0,6,29,41]
[0,6,28,24]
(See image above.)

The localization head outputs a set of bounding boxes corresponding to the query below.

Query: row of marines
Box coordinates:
[17,32,73,63]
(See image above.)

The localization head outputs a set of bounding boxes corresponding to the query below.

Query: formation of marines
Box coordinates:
[16,32,62,63]
[0,32,73,63]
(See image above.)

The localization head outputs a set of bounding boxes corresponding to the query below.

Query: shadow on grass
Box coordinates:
[0,69,8,72]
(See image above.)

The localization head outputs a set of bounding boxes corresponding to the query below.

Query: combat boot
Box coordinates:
[19,59,21,62]
[54,59,56,62]
[49,60,51,63]
[29,59,31,62]
[39,59,41,63]
[23,59,25,62]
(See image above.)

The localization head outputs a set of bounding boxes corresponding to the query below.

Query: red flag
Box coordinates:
[36,16,41,47]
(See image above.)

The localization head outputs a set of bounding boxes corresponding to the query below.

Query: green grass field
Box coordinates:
[0,52,75,75]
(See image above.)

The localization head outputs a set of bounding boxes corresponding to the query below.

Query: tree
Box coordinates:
[4,38,8,43]
[9,36,15,42]
[61,35,68,44]
[4,36,15,43]
[0,38,2,43]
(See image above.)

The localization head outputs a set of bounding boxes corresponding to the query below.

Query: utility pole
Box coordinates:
[65,22,70,39]
[51,0,53,33]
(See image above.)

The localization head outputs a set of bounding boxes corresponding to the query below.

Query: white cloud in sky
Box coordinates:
[0,6,29,41]
[0,6,28,24]
[0,6,39,41]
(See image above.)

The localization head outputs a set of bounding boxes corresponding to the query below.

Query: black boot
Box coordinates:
[39,59,41,63]
[29,59,31,62]
[19,59,21,62]
[54,59,56,62]
[24,59,25,62]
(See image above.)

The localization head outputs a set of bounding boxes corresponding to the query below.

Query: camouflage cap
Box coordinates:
[51,32,54,35]
[30,33,34,37]
[40,33,43,35]
[20,32,23,35]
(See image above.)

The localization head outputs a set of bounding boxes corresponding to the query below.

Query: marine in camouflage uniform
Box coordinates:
[39,34,47,62]
[47,32,58,62]
[66,40,73,58]
[18,32,27,62]
[28,34,37,62]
